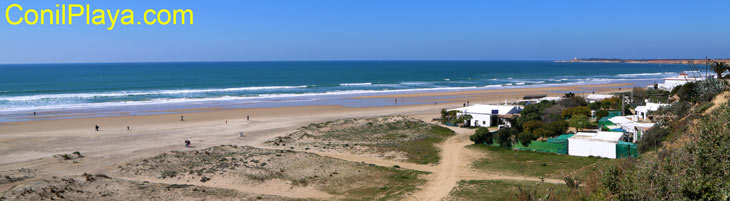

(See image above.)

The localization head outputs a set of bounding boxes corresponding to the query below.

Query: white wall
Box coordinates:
[568,139,617,159]
[470,114,492,127]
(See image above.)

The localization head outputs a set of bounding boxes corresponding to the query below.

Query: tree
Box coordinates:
[561,106,591,119]
[637,126,669,152]
[522,120,544,133]
[533,127,553,138]
[547,120,569,137]
[710,61,728,79]
[569,115,590,132]
[469,127,494,144]
[595,110,609,120]
[497,128,518,148]
[543,105,566,123]
[517,100,554,125]
[518,132,534,147]
[632,87,648,106]
[558,96,588,108]
[676,82,698,102]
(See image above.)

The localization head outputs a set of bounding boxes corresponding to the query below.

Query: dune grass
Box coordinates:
[366,125,455,164]
[469,144,609,179]
[338,166,428,201]
[446,179,570,201]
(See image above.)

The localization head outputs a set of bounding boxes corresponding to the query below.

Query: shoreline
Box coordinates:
[0,81,640,123]
[0,83,626,165]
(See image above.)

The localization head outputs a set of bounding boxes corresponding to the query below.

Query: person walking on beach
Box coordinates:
[127,126,130,131]
[180,115,184,121]
[247,115,249,121]
[95,125,100,131]
[185,140,191,148]
[33,112,36,116]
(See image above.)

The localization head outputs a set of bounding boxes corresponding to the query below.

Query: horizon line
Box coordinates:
[1,57,726,65]
[0,59,558,65]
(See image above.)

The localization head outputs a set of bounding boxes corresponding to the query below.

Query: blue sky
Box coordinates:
[1,0,729,64]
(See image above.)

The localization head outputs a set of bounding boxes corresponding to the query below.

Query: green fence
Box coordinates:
[616,141,638,158]
[507,134,574,154]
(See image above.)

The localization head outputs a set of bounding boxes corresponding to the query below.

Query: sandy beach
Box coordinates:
[0,83,628,199]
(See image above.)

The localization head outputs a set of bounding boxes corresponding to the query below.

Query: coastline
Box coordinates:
[0,83,627,166]
[0,81,641,123]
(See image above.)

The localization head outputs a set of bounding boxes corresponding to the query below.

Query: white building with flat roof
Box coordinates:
[634,101,669,120]
[449,104,522,127]
[568,132,624,158]
[609,116,655,143]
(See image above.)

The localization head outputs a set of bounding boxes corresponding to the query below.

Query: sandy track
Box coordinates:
[408,127,471,201]
[405,126,562,201]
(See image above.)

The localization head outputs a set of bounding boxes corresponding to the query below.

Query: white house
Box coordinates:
[608,116,655,143]
[568,132,624,158]
[649,73,707,91]
[634,101,669,120]
[586,94,613,103]
[449,104,522,127]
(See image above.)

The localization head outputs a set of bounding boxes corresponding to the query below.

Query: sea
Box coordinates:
[0,61,699,122]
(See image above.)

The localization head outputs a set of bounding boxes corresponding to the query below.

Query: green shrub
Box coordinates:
[497,128,518,148]
[522,120,544,133]
[518,132,534,147]
[568,115,590,132]
[636,126,669,152]
[469,127,494,144]
[598,100,730,200]
[517,101,555,125]
[695,78,728,103]
[547,120,569,136]
[558,96,588,108]
[655,101,692,119]
[561,106,591,119]
[595,110,609,120]
[648,88,671,103]
[676,82,698,102]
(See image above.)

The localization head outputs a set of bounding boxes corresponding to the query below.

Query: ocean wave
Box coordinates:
[339,82,372,86]
[1,86,502,112]
[400,81,431,85]
[0,85,309,101]
[617,72,675,77]
[0,75,671,114]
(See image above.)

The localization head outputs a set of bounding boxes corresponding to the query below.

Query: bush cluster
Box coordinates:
[636,126,669,153]
[600,103,730,200]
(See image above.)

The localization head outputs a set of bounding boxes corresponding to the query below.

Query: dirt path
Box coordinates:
[407,127,471,200]
[404,126,563,201]
[408,127,472,201]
